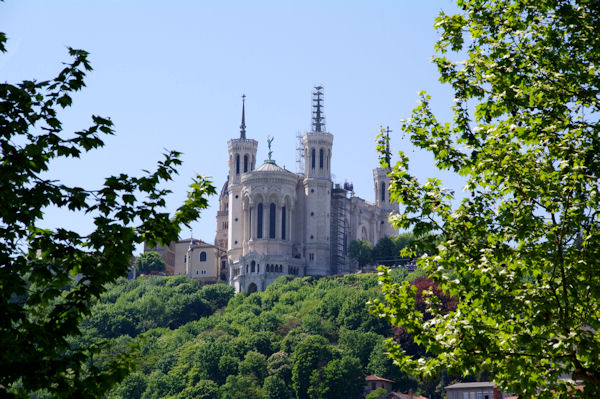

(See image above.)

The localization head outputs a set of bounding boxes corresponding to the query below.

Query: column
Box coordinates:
[276,200,282,240]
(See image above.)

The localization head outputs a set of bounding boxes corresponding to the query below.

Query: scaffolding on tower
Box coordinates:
[330,187,347,275]
[296,131,305,174]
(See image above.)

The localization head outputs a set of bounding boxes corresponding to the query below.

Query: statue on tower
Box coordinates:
[266,136,275,164]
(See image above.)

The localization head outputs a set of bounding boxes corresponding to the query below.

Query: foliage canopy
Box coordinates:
[0,33,215,397]
[372,0,600,397]
[136,251,166,275]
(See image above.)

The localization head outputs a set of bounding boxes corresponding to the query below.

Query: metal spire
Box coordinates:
[311,86,326,132]
[240,94,246,139]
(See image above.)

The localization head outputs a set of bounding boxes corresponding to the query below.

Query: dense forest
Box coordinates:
[66,269,461,399]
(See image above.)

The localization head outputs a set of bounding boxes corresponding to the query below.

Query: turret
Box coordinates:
[373,127,397,212]
[303,86,333,276]
[228,95,258,255]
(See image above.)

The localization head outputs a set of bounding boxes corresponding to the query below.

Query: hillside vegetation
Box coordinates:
[72,271,451,399]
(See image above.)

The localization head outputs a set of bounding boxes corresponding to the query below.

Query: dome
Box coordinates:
[242,161,298,186]
[255,162,287,173]
[219,179,228,199]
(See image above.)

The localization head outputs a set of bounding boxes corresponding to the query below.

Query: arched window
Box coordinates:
[200,251,207,262]
[248,282,257,293]
[311,148,316,169]
[319,148,324,169]
[281,206,286,240]
[269,203,276,239]
[235,154,240,175]
[257,203,263,238]
[381,182,386,202]
[251,260,256,273]
[244,154,248,173]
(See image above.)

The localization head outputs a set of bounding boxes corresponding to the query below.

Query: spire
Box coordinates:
[311,85,326,132]
[240,94,246,139]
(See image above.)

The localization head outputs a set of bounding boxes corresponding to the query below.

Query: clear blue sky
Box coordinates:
[1,1,461,252]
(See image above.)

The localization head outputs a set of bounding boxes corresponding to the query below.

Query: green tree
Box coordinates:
[373,236,397,266]
[392,232,415,254]
[176,380,218,399]
[135,251,166,275]
[220,375,263,399]
[292,336,332,399]
[264,375,291,399]
[372,0,600,397]
[348,239,374,269]
[365,387,388,399]
[239,350,268,385]
[0,34,215,397]
[307,356,364,399]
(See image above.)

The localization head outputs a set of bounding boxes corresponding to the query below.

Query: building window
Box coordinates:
[281,206,286,240]
[200,251,207,262]
[244,154,248,173]
[251,260,256,273]
[269,203,276,239]
[257,203,263,238]
[201,270,206,275]
[477,393,482,399]
[311,148,315,169]
[309,253,314,261]
[381,182,386,202]
[236,154,240,175]
[319,148,324,169]
[371,383,376,390]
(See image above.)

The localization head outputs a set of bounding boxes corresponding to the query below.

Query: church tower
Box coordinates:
[373,126,395,211]
[373,126,399,241]
[302,86,333,276]
[228,95,258,258]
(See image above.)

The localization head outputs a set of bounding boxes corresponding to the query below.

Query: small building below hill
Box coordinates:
[383,391,427,399]
[445,382,502,399]
[364,375,394,396]
[145,238,227,283]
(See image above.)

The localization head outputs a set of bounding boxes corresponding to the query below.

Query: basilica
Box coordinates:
[214,87,398,293]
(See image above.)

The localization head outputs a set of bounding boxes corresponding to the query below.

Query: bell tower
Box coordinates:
[303,86,333,276]
[228,95,258,256]
[373,126,395,211]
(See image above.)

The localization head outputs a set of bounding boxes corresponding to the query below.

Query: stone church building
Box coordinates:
[215,87,398,293]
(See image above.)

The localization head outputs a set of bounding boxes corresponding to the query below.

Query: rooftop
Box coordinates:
[445,382,497,389]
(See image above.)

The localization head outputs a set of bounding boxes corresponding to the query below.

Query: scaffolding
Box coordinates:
[296,131,304,174]
[330,188,347,274]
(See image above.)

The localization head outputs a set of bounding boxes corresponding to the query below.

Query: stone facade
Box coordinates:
[216,88,399,293]
[146,238,226,283]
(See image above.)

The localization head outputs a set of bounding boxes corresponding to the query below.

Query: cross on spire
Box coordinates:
[385,126,391,167]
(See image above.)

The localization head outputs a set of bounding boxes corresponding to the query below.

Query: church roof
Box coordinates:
[243,161,298,185]
[255,162,288,172]
[219,179,228,199]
